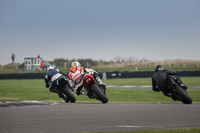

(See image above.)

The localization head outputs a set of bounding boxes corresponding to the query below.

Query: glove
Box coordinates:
[85,68,96,73]
[63,73,68,77]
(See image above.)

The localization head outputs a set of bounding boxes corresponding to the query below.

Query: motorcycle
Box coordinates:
[167,76,192,104]
[54,77,76,103]
[80,73,108,103]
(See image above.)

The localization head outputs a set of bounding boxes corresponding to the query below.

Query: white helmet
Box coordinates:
[71,61,81,67]
[47,65,55,71]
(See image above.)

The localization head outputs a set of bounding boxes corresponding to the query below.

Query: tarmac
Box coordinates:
[0,101,200,133]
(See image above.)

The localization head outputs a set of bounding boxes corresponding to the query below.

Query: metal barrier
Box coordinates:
[0,71,200,80]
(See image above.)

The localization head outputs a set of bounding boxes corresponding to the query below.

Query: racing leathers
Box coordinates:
[68,66,105,95]
[152,69,187,97]
[45,68,74,99]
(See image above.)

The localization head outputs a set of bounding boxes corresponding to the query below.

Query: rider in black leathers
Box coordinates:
[152,65,188,97]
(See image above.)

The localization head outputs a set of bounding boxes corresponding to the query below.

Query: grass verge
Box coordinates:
[102,77,200,86]
[0,78,200,103]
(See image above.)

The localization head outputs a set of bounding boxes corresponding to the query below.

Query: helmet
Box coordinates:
[47,65,55,71]
[155,65,164,72]
[71,61,81,67]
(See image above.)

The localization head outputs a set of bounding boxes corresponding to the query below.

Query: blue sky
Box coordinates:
[0,0,200,65]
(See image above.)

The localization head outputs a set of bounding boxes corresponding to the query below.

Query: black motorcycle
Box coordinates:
[54,78,76,103]
[167,76,192,104]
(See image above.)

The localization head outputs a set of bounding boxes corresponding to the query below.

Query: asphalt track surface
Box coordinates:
[0,101,200,133]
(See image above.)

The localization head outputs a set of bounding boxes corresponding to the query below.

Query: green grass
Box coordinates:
[0,79,64,102]
[103,78,152,86]
[0,77,200,103]
[102,77,200,86]
[107,88,200,103]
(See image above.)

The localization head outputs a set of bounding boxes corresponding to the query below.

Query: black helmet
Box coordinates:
[155,65,164,72]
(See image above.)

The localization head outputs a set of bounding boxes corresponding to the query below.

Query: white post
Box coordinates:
[183,62,185,68]
[64,62,66,69]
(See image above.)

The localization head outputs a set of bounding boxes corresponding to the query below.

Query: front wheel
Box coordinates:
[91,84,108,103]
[63,86,76,103]
[175,86,192,104]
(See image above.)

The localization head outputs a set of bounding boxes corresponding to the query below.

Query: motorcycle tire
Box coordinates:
[91,84,108,103]
[57,91,69,103]
[175,86,192,104]
[63,86,76,103]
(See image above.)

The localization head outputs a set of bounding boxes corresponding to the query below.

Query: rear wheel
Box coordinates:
[63,86,76,103]
[175,86,192,104]
[91,84,108,103]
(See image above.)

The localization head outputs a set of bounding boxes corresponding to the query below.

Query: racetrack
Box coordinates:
[0,102,200,133]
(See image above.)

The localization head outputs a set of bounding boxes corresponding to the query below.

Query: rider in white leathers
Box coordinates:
[68,61,106,95]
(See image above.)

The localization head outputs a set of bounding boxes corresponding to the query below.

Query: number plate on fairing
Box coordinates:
[83,74,94,85]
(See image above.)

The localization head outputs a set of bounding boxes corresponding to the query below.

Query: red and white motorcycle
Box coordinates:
[81,73,108,103]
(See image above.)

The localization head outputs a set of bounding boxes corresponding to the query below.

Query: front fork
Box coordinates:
[167,78,176,89]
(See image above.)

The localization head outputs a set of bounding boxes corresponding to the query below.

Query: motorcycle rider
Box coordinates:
[68,61,106,95]
[152,65,188,98]
[45,66,74,99]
